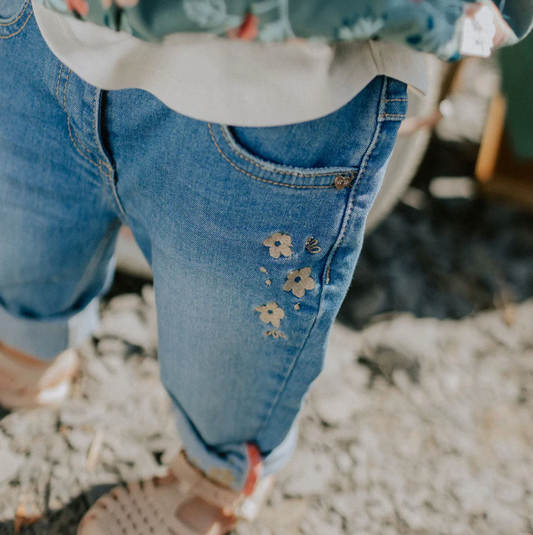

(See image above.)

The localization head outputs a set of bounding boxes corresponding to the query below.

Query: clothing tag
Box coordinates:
[460,4,496,57]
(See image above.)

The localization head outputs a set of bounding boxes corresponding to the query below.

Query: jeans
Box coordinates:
[0,1,407,492]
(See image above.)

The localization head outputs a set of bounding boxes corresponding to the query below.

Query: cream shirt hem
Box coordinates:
[33,1,427,127]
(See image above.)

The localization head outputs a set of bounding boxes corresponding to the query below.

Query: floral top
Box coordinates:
[35,0,533,60]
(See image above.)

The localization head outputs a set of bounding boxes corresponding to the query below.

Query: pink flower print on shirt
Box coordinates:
[66,0,89,16]
[227,13,259,41]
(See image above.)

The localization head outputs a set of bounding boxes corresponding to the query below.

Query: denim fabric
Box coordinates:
[0,6,407,491]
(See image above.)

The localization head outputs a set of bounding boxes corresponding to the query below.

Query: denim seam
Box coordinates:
[208,124,346,189]
[254,82,388,445]
[62,68,102,173]
[381,114,407,120]
[219,124,357,179]
[65,69,111,172]
[92,88,130,223]
[61,69,114,193]
[91,89,114,174]
[69,115,101,168]
[56,62,64,108]
[0,0,30,26]
[0,8,32,38]
[66,116,104,181]
[62,67,70,111]
[323,77,389,285]
[254,306,321,445]
[63,219,121,314]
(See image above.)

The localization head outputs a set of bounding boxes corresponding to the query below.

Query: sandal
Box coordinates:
[0,343,78,410]
[78,448,274,535]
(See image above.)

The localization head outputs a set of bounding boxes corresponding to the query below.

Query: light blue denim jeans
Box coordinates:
[0,1,407,492]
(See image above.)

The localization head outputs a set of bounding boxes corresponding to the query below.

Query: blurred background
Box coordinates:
[1,35,533,535]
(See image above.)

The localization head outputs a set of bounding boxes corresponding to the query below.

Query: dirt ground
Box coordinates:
[2,190,533,535]
[2,98,533,532]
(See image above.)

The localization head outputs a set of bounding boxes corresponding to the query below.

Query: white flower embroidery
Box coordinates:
[263,232,293,259]
[283,267,315,298]
[255,302,285,328]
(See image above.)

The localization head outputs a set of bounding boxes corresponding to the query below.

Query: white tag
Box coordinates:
[460,5,496,57]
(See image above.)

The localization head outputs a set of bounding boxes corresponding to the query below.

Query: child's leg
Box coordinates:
[102,76,408,491]
[0,10,121,367]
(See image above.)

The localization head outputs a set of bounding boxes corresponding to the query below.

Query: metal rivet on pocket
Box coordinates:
[334,175,353,190]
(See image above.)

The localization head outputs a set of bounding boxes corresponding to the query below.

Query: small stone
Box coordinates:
[335,452,353,475]
[486,502,526,532]
[98,309,150,348]
[66,430,94,454]
[0,449,23,484]
[108,294,144,312]
[282,450,335,497]
[142,285,156,308]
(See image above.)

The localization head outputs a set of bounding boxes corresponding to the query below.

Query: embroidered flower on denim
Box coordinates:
[283,267,315,298]
[305,237,322,254]
[265,329,287,339]
[263,232,293,259]
[255,302,285,328]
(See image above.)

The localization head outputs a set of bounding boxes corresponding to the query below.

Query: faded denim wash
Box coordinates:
[0,7,407,490]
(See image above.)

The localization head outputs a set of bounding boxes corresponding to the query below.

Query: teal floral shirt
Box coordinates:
[35,0,533,60]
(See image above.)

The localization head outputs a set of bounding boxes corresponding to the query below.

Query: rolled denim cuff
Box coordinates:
[0,298,100,360]
[171,400,299,493]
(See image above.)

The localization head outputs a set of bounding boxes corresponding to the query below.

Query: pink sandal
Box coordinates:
[0,343,78,410]
[78,448,274,535]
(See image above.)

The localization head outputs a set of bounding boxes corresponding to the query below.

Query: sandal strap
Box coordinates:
[0,345,77,390]
[169,451,243,511]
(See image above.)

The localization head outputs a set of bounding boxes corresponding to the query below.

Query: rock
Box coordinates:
[60,403,106,427]
[66,430,95,454]
[312,389,367,427]
[486,503,526,533]
[107,294,144,312]
[282,449,335,497]
[0,448,23,484]
[335,453,353,475]
[98,309,150,348]
[142,285,156,308]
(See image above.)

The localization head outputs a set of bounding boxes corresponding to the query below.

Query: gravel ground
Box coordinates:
[1,242,533,534]
[340,178,533,330]
[3,50,533,534]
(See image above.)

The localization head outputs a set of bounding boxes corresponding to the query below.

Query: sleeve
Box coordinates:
[34,0,533,61]
[495,0,533,40]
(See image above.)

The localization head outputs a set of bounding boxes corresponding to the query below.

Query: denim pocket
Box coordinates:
[207,76,401,190]
[208,122,359,189]
[0,0,33,38]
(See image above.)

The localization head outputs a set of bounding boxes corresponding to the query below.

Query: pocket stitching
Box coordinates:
[208,122,349,189]
[323,76,394,284]
[219,124,357,179]
[0,0,30,26]
[0,8,32,40]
